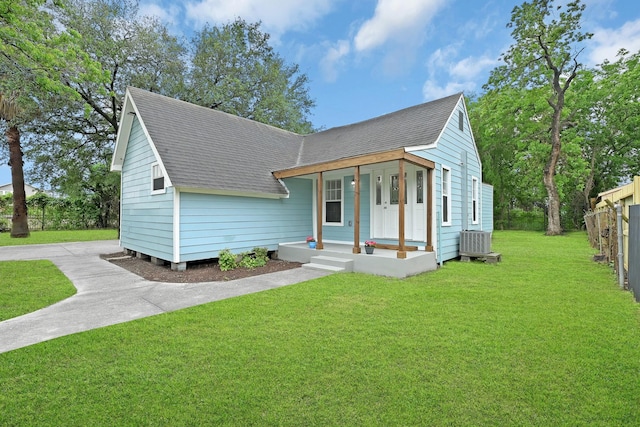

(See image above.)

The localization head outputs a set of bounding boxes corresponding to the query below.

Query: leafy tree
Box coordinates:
[586,50,640,190]
[187,18,315,134]
[27,192,54,231]
[26,0,186,189]
[9,2,315,231]
[485,0,592,235]
[1,0,106,237]
[0,92,29,237]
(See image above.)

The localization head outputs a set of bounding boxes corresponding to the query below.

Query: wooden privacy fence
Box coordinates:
[584,208,624,284]
[629,205,640,302]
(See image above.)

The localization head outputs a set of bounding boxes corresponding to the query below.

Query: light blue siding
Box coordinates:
[322,175,371,242]
[118,95,491,266]
[411,98,484,262]
[120,118,174,260]
[482,183,494,232]
[178,178,312,262]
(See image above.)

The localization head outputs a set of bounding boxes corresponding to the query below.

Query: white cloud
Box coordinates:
[320,40,351,82]
[138,0,184,34]
[139,3,168,21]
[449,55,498,80]
[184,0,335,38]
[354,0,447,52]
[427,45,459,69]
[422,80,475,101]
[589,19,640,65]
[422,44,492,101]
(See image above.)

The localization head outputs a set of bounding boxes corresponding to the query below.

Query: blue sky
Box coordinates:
[1,0,639,186]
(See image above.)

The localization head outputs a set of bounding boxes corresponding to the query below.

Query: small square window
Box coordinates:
[152,163,165,193]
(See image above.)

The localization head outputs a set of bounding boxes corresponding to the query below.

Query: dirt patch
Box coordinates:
[101,253,302,283]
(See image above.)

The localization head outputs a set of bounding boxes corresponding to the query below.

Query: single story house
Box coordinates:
[111,87,493,277]
[0,183,41,197]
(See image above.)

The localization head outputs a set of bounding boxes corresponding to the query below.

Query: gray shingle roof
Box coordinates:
[300,93,461,166]
[124,87,461,196]
[127,87,301,195]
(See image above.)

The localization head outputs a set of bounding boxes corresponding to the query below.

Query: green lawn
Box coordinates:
[0,229,117,319]
[0,229,118,246]
[0,261,77,321]
[1,231,639,425]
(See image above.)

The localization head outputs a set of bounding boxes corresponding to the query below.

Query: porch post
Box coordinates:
[353,166,361,254]
[397,159,407,259]
[316,172,324,249]
[426,167,434,251]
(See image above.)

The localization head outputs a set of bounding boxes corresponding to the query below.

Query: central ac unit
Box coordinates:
[459,231,491,255]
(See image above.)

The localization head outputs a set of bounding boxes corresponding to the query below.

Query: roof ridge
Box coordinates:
[313,92,463,134]
[126,86,303,138]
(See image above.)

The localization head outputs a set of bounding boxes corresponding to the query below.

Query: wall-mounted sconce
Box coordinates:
[351,179,356,187]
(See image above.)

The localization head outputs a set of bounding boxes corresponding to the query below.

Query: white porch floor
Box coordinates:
[278,242,438,278]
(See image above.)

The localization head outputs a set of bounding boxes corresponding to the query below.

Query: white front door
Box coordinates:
[373,169,413,239]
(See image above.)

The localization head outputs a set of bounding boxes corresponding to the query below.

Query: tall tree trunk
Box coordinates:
[583,148,597,210]
[7,125,30,238]
[544,88,565,236]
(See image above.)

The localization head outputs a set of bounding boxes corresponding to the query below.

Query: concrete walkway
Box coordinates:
[0,241,329,354]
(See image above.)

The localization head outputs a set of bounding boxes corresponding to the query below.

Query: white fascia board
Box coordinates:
[112,88,173,188]
[405,144,436,152]
[111,90,135,171]
[175,186,288,200]
[458,95,482,170]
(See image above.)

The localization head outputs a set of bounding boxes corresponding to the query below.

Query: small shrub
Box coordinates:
[253,247,269,263]
[218,249,237,271]
[238,247,269,269]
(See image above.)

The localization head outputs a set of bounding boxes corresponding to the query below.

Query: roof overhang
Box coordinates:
[273,148,435,179]
[111,89,137,172]
[175,186,288,200]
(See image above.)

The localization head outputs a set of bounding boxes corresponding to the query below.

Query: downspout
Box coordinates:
[277,178,291,199]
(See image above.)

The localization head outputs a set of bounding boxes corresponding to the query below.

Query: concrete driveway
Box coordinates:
[0,241,329,354]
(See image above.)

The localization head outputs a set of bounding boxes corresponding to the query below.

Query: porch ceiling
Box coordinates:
[272,149,434,179]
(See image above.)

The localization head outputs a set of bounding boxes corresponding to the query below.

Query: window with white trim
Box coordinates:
[442,166,451,225]
[151,163,165,194]
[472,176,479,224]
[324,178,342,224]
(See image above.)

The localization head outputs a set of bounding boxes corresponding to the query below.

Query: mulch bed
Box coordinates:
[101,252,302,283]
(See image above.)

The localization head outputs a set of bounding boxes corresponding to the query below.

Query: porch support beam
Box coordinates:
[403,152,435,170]
[353,166,361,254]
[426,168,434,251]
[316,172,324,250]
[397,159,407,259]
[273,149,434,179]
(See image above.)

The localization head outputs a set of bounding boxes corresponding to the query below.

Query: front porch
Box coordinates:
[278,242,437,278]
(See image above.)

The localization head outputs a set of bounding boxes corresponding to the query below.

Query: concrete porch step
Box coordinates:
[302,263,346,273]
[302,255,354,273]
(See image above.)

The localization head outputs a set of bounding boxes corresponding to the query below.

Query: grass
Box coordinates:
[0,229,118,246]
[0,261,77,321]
[0,229,117,320]
[1,231,639,425]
